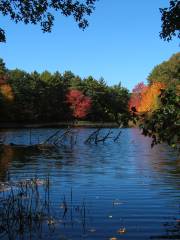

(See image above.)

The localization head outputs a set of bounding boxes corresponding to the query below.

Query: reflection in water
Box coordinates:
[0,128,179,239]
[0,145,13,181]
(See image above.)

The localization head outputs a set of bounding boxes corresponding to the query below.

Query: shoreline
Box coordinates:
[0,121,120,129]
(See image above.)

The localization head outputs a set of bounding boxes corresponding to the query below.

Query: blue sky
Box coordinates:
[0,0,179,91]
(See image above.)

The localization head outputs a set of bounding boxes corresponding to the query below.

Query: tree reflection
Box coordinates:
[0,145,13,181]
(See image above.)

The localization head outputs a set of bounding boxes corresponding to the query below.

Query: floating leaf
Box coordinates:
[117,227,126,234]
[112,199,124,206]
[47,218,55,225]
[88,228,96,233]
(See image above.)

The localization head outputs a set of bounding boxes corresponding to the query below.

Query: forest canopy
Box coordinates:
[0,53,179,150]
[0,57,130,126]
[148,52,180,87]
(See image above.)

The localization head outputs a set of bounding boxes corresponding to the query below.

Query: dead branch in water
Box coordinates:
[114,130,122,142]
[84,128,114,144]
[85,128,122,144]
[0,127,77,150]
[84,128,101,144]
[0,126,122,150]
[42,127,77,147]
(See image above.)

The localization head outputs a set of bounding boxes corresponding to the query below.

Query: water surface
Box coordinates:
[0,128,179,239]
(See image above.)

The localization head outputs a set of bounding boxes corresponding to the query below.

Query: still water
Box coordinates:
[0,128,180,240]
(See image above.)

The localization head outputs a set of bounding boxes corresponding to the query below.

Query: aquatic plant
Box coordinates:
[0,177,92,239]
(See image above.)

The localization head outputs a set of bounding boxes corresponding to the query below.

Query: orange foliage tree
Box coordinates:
[138,82,165,112]
[0,84,14,101]
[129,82,165,113]
[66,89,92,119]
[129,82,147,112]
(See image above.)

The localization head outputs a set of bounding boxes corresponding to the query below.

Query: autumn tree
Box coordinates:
[0,58,7,84]
[140,88,180,150]
[0,58,14,121]
[66,89,92,119]
[128,82,147,112]
[144,53,180,150]
[138,82,165,113]
[130,53,180,150]
[0,84,14,101]
[0,58,131,123]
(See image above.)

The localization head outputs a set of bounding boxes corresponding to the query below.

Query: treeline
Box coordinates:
[0,53,179,149]
[0,59,130,125]
[129,52,180,150]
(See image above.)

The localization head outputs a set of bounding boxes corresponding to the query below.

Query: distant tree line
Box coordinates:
[0,52,179,150]
[0,58,130,126]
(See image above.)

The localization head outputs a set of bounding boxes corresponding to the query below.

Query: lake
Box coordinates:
[0,128,180,240]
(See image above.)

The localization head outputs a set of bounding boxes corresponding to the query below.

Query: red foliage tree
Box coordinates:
[129,82,147,112]
[66,89,92,119]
